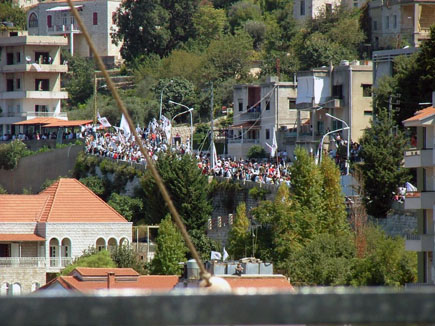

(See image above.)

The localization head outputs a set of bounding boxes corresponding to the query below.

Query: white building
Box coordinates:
[228,76,303,159]
[26,0,122,67]
[403,93,435,284]
[293,0,366,22]
[0,30,68,136]
[0,178,132,295]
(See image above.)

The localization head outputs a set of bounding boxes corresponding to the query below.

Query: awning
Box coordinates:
[13,117,65,126]
[0,234,45,242]
[43,119,93,128]
[46,5,83,12]
[229,121,260,129]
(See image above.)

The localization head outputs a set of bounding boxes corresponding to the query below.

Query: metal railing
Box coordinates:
[228,138,259,144]
[0,257,46,267]
[5,288,435,325]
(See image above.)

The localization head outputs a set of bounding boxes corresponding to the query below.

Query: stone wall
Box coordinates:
[0,267,46,295]
[0,144,83,194]
[369,202,417,237]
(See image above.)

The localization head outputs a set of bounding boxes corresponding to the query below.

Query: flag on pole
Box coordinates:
[211,141,218,169]
[223,247,229,261]
[119,114,131,139]
[265,127,277,158]
[98,116,111,128]
[210,251,222,260]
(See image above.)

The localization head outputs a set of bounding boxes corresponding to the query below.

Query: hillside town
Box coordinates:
[1,0,435,324]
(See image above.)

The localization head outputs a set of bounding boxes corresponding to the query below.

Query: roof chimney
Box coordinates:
[107,272,116,289]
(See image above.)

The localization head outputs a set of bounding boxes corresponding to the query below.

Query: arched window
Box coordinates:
[96,238,106,251]
[49,238,60,267]
[12,283,21,296]
[108,238,117,251]
[1,283,9,296]
[28,13,38,28]
[31,282,40,292]
[61,238,71,267]
[119,237,129,247]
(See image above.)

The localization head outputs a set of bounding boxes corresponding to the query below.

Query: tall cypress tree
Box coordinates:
[151,214,187,275]
[227,202,250,259]
[359,108,409,218]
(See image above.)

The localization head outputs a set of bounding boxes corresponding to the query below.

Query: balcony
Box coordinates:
[404,149,434,168]
[47,24,81,35]
[0,64,67,73]
[0,257,46,267]
[228,138,259,144]
[240,112,261,121]
[0,91,68,100]
[324,97,344,109]
[405,191,435,210]
[405,234,434,252]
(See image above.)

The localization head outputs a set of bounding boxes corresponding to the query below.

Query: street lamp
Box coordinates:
[169,100,194,153]
[325,113,350,175]
[318,126,349,165]
[159,80,173,121]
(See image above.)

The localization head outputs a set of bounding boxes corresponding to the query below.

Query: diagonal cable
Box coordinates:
[66,0,211,286]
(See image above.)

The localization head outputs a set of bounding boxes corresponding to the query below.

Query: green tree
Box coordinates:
[247,145,267,159]
[359,109,410,218]
[192,4,228,47]
[351,225,417,286]
[0,3,26,29]
[111,244,146,274]
[227,202,250,259]
[62,250,116,275]
[79,176,105,196]
[228,0,262,32]
[63,54,95,109]
[0,140,29,170]
[319,156,348,234]
[151,214,187,275]
[107,193,144,222]
[141,152,212,230]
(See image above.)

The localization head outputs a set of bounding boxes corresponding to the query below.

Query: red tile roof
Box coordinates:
[0,234,45,241]
[0,178,127,223]
[223,276,294,291]
[40,268,179,293]
[403,106,435,125]
[12,117,65,125]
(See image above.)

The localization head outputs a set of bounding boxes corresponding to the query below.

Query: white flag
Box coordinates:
[98,117,111,128]
[119,114,131,138]
[265,127,277,158]
[210,251,222,260]
[223,247,229,261]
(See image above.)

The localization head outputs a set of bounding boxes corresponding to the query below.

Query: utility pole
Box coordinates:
[93,73,97,125]
[210,82,215,168]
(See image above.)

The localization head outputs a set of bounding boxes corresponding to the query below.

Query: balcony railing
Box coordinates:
[49,257,73,268]
[240,112,261,121]
[405,191,435,210]
[47,24,80,33]
[0,257,46,267]
[405,234,434,252]
[404,149,434,168]
[2,112,68,119]
[228,138,259,144]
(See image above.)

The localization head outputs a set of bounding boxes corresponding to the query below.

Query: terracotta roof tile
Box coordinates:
[403,106,435,124]
[0,195,49,221]
[75,267,139,277]
[0,234,45,241]
[0,178,128,223]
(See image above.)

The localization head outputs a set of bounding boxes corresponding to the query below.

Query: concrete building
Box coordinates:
[403,93,435,284]
[0,178,132,295]
[0,30,68,137]
[293,0,366,22]
[227,76,303,159]
[26,0,122,67]
[369,0,435,50]
[286,60,373,157]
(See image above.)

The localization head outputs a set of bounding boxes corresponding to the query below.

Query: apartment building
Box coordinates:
[403,93,435,284]
[293,0,366,22]
[369,0,435,50]
[228,76,303,159]
[26,0,122,67]
[0,178,132,295]
[287,60,373,156]
[0,30,68,136]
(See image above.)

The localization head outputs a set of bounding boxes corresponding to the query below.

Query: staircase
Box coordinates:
[96,69,135,90]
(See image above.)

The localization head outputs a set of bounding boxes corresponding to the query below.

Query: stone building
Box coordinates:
[26,0,122,67]
[0,178,132,295]
[0,30,68,136]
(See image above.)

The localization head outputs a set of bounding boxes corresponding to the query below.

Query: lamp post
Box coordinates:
[318,126,349,165]
[159,80,173,121]
[325,113,350,175]
[169,100,194,153]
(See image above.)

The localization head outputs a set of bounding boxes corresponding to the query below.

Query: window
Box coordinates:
[289,99,296,110]
[393,15,397,29]
[6,79,14,92]
[47,15,52,28]
[300,0,305,16]
[93,12,98,25]
[353,0,358,7]
[332,85,343,99]
[16,52,21,63]
[373,20,377,31]
[7,53,14,65]
[265,99,270,111]
[266,129,270,140]
[332,120,343,130]
[16,79,21,90]
[364,110,372,115]
[28,13,38,28]
[325,3,332,15]
[362,84,372,97]
[238,100,243,112]
[385,16,389,30]
[35,79,49,91]
[112,12,116,24]
[35,105,48,113]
